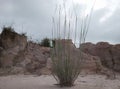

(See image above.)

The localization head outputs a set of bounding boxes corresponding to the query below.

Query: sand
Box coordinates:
[0,74,120,89]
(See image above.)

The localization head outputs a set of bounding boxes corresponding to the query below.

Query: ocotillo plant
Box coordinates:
[51,0,95,87]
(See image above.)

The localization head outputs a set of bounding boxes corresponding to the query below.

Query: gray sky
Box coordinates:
[0,0,120,44]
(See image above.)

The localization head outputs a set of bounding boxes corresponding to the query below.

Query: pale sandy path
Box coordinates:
[0,74,120,89]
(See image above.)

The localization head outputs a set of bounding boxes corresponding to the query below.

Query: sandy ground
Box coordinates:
[0,74,120,89]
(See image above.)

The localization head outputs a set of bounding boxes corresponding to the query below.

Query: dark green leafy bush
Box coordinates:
[41,38,51,47]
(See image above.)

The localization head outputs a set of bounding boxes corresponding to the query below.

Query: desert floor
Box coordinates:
[0,74,120,89]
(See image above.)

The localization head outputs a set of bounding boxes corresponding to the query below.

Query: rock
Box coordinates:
[81,42,96,55]
[0,27,51,75]
[95,42,113,68]
[24,42,50,73]
[81,42,120,72]
[0,27,27,50]
[111,44,120,72]
[0,27,27,67]
[81,53,103,74]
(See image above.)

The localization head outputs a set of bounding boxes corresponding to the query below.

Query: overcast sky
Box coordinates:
[0,0,120,44]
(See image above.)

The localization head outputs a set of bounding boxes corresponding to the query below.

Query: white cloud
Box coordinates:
[99,0,119,23]
[0,0,119,44]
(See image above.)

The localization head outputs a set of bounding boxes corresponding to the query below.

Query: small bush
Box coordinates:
[1,26,17,41]
[40,38,51,47]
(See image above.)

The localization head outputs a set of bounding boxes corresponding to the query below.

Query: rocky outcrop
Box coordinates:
[0,27,118,75]
[22,42,50,74]
[0,27,50,75]
[0,27,27,67]
[81,42,120,72]
[0,32,104,75]
[110,44,120,71]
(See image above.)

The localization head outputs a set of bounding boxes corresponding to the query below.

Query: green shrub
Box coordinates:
[40,38,51,47]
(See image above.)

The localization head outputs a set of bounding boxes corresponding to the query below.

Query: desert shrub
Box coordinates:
[51,0,94,87]
[40,38,51,47]
[51,39,83,87]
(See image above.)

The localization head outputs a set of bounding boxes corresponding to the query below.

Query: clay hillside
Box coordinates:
[0,27,120,76]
